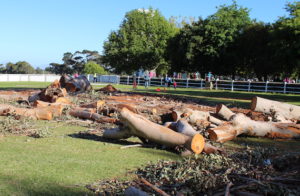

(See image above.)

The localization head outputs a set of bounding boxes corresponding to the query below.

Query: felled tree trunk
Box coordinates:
[208,115,224,126]
[208,113,300,143]
[216,104,235,121]
[113,108,205,154]
[69,109,119,123]
[33,101,64,117]
[251,96,300,122]
[80,100,105,109]
[59,75,92,93]
[175,119,223,154]
[28,86,67,103]
[0,104,53,120]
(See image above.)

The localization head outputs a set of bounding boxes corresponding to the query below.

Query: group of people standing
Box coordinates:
[132,73,177,90]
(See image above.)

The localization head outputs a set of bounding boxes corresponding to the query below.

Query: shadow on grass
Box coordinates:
[68,132,140,146]
[68,132,181,157]
[229,137,300,153]
[0,173,91,196]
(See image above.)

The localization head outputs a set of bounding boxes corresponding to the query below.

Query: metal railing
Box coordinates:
[117,76,300,94]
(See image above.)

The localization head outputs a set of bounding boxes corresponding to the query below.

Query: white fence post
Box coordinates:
[149,78,151,86]
[127,76,129,85]
[265,81,269,93]
[248,81,251,92]
[200,79,203,89]
[186,78,189,88]
[215,79,218,90]
[231,80,234,91]
[161,78,163,86]
[283,82,287,94]
[137,77,140,85]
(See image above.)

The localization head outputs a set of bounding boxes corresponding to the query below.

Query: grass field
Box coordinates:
[0,81,299,195]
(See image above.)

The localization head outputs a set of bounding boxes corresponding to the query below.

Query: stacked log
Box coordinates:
[208,102,300,143]
[251,96,300,122]
[104,108,207,154]
[0,104,53,120]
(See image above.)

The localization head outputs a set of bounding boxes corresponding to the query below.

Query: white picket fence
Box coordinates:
[0,74,61,82]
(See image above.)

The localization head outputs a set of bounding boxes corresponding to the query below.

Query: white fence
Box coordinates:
[0,74,61,82]
[117,76,300,94]
[86,74,120,84]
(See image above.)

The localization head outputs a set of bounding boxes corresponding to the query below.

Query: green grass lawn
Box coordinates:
[0,120,179,196]
[0,81,51,89]
[93,83,300,107]
[0,81,299,195]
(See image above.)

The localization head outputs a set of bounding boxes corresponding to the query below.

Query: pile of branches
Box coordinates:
[87,146,300,195]
[0,116,50,138]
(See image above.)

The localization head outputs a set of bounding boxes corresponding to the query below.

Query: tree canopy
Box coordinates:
[102,8,178,74]
[167,1,299,80]
[83,61,107,74]
[47,50,102,74]
[3,61,36,74]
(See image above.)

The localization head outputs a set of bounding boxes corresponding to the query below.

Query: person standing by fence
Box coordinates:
[144,74,150,89]
[93,73,97,82]
[173,79,177,90]
[133,73,137,89]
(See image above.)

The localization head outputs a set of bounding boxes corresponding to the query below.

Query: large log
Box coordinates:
[175,119,223,154]
[33,100,65,117]
[216,104,235,121]
[59,75,92,93]
[208,113,300,142]
[251,96,300,121]
[80,100,105,109]
[0,104,53,120]
[119,108,205,154]
[69,109,119,123]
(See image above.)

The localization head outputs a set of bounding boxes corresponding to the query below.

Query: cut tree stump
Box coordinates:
[59,75,92,93]
[251,96,300,122]
[216,104,235,121]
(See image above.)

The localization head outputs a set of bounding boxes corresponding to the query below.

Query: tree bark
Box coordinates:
[59,75,92,93]
[69,109,119,123]
[208,115,224,126]
[80,100,105,109]
[174,119,222,154]
[208,113,300,143]
[251,96,300,121]
[119,108,205,154]
[0,104,53,120]
[216,104,235,121]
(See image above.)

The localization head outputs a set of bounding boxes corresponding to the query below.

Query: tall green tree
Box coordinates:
[47,50,102,74]
[0,64,5,73]
[168,2,251,77]
[5,61,36,74]
[83,61,107,74]
[272,2,300,79]
[103,8,178,74]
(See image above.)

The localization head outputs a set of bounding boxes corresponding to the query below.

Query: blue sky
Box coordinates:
[0,0,294,68]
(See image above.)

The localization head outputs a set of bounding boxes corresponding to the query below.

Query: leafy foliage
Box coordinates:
[102,8,178,74]
[168,2,251,76]
[83,61,107,74]
[47,50,102,74]
[4,61,36,74]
